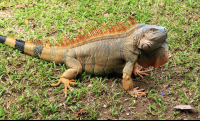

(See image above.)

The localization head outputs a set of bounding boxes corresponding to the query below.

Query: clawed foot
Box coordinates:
[51,78,77,97]
[128,87,147,97]
[133,67,151,78]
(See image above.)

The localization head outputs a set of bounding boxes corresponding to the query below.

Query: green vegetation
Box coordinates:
[0,0,199,120]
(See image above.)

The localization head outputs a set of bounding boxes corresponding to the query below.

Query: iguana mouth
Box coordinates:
[155,31,168,41]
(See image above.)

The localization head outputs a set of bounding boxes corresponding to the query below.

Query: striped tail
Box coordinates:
[0,35,26,53]
[0,35,42,56]
[0,35,67,64]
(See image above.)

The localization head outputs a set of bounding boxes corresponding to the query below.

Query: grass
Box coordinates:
[0,0,200,120]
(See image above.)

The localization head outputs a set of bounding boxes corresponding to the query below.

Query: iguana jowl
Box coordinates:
[0,17,169,97]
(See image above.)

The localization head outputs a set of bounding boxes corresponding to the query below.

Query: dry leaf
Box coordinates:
[10,9,14,16]
[197,63,200,66]
[193,17,198,22]
[9,79,13,85]
[160,3,166,7]
[72,109,83,118]
[174,105,192,110]
[37,115,41,120]
[138,5,141,10]
[28,4,33,7]
[28,108,32,112]
[5,65,9,74]
[5,116,10,120]
[187,55,194,58]
[51,24,56,28]
[24,20,28,25]
[15,4,25,8]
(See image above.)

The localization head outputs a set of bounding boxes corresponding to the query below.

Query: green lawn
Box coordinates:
[0,0,199,120]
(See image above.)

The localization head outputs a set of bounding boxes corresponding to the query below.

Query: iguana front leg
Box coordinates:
[122,62,147,97]
[133,63,151,78]
[51,57,82,97]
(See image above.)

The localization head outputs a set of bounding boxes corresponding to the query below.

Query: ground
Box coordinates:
[0,0,200,120]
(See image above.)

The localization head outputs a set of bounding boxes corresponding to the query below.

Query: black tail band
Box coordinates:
[15,39,25,53]
[0,35,6,44]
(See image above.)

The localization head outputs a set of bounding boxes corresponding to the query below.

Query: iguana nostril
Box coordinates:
[142,44,149,50]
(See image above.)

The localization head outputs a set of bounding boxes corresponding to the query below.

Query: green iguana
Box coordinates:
[0,17,169,98]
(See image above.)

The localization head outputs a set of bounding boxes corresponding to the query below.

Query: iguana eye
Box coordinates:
[150,28,156,31]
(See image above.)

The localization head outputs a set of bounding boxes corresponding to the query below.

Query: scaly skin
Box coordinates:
[0,22,169,98]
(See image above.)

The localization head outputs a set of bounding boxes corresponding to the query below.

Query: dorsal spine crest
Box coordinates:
[33,17,137,47]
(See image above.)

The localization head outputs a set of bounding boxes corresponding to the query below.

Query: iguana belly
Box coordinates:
[83,58,125,76]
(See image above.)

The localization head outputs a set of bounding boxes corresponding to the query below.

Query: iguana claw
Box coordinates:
[51,78,77,97]
[128,87,147,97]
[133,66,151,78]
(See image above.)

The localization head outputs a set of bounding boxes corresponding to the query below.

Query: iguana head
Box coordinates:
[137,25,169,68]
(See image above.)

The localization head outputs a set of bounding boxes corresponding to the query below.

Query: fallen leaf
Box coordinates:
[187,55,194,58]
[28,4,33,7]
[174,105,192,110]
[103,104,107,108]
[138,5,141,10]
[160,3,166,7]
[37,115,41,120]
[129,107,136,109]
[28,108,32,112]
[5,116,10,120]
[72,109,83,118]
[197,63,200,66]
[51,24,56,28]
[6,66,9,74]
[193,17,198,22]
[15,4,25,8]
[24,20,28,25]
[78,109,83,113]
[10,9,14,16]
[9,79,13,85]
[88,84,93,87]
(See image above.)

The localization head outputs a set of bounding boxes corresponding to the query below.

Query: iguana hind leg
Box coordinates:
[122,62,147,97]
[51,57,82,98]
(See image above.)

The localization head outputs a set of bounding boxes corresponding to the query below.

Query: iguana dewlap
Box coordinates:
[0,18,169,98]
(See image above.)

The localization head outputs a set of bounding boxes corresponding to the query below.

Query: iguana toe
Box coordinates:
[133,67,151,78]
[51,78,77,97]
[128,87,147,97]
